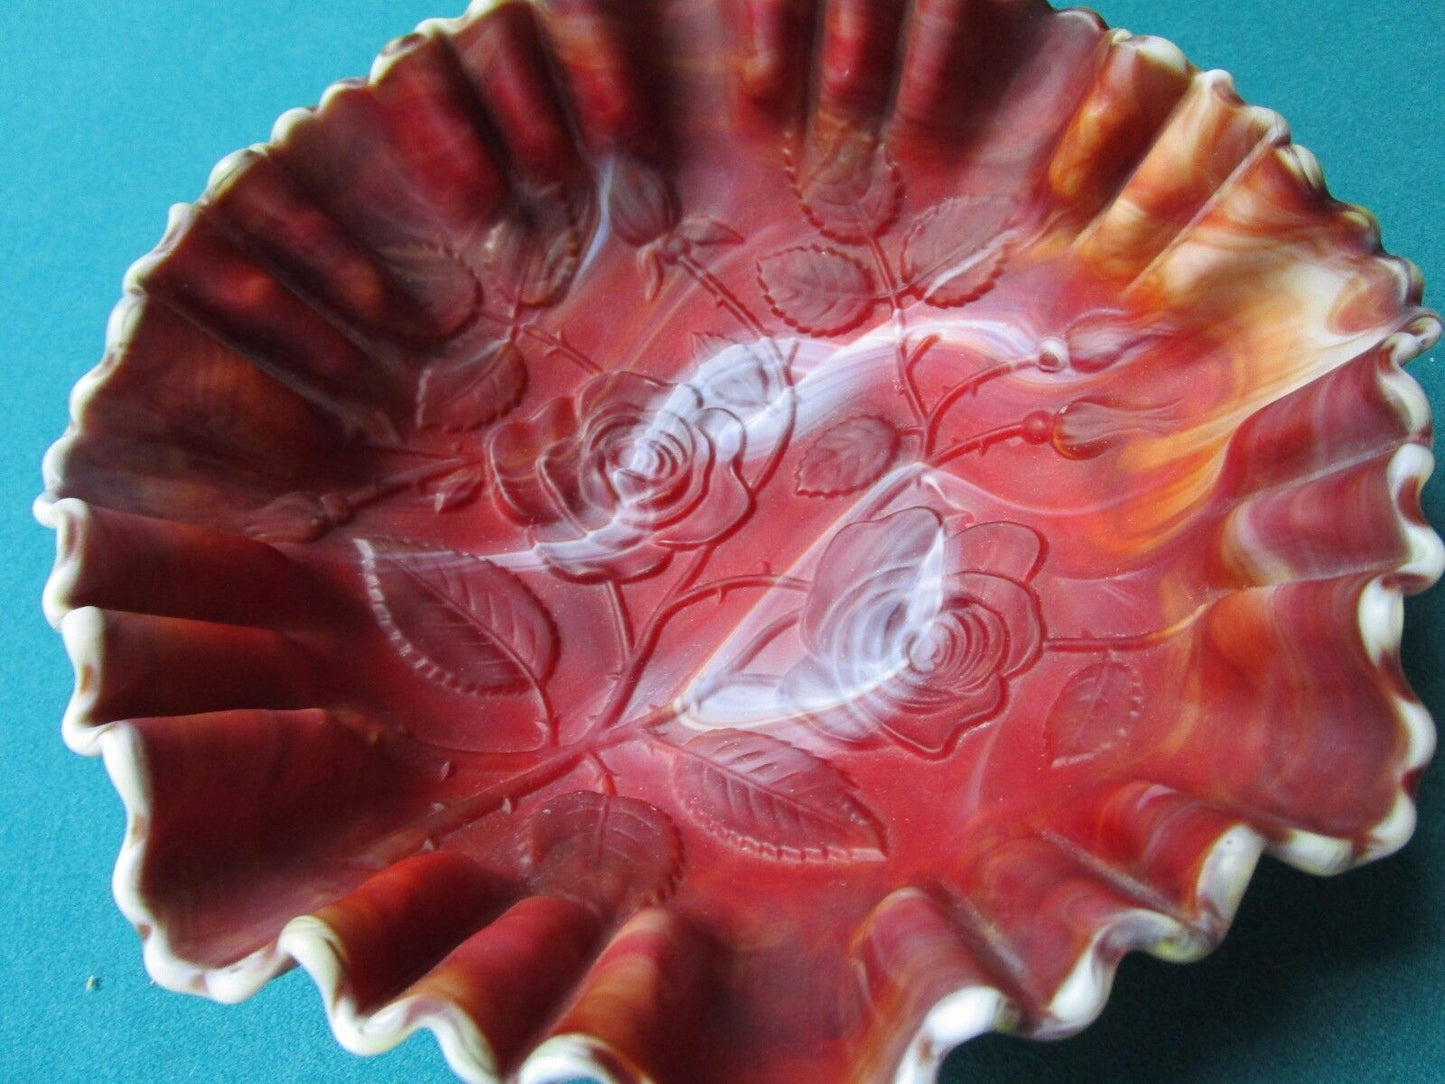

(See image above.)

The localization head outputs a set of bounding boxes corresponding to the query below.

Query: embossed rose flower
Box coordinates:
[783,507,1044,756]
[488,371,753,581]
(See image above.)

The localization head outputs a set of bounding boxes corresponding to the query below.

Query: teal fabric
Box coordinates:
[0,3,1439,1081]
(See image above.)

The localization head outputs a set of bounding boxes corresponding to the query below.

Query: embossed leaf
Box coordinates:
[245,492,351,544]
[377,242,485,340]
[795,416,899,497]
[670,729,885,862]
[608,155,679,247]
[675,216,743,248]
[758,246,876,336]
[900,196,1016,308]
[796,139,904,243]
[528,791,683,913]
[431,465,486,513]
[415,341,528,431]
[1046,661,1144,768]
[357,538,558,696]
[485,190,585,308]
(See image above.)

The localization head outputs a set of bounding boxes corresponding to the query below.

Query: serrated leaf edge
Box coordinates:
[668,731,887,863]
[357,538,556,700]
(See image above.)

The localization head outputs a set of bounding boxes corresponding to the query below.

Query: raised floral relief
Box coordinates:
[270,137,1140,870]
[358,538,559,716]
[482,185,588,311]
[1046,660,1145,769]
[39,5,1439,1084]
[609,153,744,300]
[258,130,1213,859]
[414,340,528,432]
[488,371,756,582]
[667,728,886,861]
[794,415,899,497]
[900,196,1016,308]
[305,135,1200,858]
[791,132,903,243]
[783,510,1044,756]
[526,791,683,914]
[758,244,878,335]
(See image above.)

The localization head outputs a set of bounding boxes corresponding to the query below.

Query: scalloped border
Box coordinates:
[32,2,1443,1083]
[893,316,1443,1081]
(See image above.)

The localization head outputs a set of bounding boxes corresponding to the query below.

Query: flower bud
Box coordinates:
[1051,398,1178,460]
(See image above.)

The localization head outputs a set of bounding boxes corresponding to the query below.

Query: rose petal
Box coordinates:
[900,606,1011,702]
[581,370,675,418]
[692,404,749,462]
[617,417,711,529]
[946,573,1044,677]
[490,398,579,528]
[782,658,881,745]
[947,521,1045,584]
[541,527,671,583]
[537,433,594,528]
[807,566,920,662]
[803,508,943,651]
[653,458,752,550]
[880,677,1006,756]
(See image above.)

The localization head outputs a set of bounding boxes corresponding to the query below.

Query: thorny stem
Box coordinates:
[923,359,1027,456]
[374,694,692,863]
[593,572,810,733]
[515,322,602,375]
[671,545,717,601]
[478,295,598,373]
[586,749,619,796]
[536,468,639,666]
[928,422,1027,469]
[677,610,801,722]
[604,580,636,655]
[1046,613,1197,654]
[677,252,774,346]
[366,748,586,865]
[903,334,941,407]
[344,458,476,515]
[833,465,929,529]
[595,543,722,738]
[596,543,720,729]
[864,232,927,425]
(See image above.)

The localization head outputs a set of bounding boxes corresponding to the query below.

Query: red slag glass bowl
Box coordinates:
[36,2,1441,1082]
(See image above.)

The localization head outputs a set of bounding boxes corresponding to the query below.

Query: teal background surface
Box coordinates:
[1,3,1440,1081]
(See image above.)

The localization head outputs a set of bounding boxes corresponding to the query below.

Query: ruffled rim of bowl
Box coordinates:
[33,1,1443,1081]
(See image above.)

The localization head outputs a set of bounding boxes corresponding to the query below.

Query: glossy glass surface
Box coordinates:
[32,2,1440,1082]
